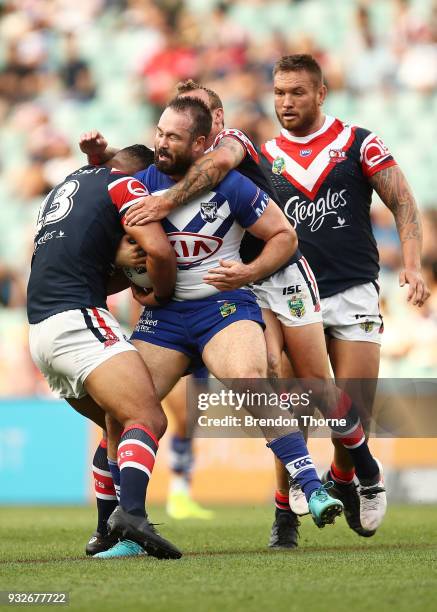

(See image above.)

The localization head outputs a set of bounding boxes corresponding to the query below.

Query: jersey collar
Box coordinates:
[280,115,335,144]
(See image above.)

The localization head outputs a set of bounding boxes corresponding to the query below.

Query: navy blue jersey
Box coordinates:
[260,116,397,298]
[27,165,149,323]
[211,128,300,265]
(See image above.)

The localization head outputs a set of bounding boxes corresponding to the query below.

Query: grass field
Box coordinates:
[1,504,436,612]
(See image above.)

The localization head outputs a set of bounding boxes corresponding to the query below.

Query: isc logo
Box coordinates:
[168,232,223,264]
[282,285,302,295]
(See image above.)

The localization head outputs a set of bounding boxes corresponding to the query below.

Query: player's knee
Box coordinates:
[148,407,168,440]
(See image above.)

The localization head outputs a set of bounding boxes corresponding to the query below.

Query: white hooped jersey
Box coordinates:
[135,165,269,300]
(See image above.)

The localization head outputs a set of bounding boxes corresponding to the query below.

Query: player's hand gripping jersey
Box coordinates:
[27,166,149,323]
[134,164,270,301]
[260,116,397,298]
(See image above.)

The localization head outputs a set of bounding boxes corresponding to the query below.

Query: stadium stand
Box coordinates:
[0,0,436,390]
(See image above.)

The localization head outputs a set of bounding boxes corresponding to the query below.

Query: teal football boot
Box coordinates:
[308,483,344,528]
[93,539,145,559]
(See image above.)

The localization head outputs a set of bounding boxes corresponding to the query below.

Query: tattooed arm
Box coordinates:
[124,136,245,225]
[370,165,430,306]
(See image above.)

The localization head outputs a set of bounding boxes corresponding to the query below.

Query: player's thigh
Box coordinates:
[83,350,164,431]
[283,322,331,379]
[328,338,380,379]
[132,339,190,400]
[328,338,380,429]
[202,320,267,379]
[263,308,285,378]
[67,395,107,429]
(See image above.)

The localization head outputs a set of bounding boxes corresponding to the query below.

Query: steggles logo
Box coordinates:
[283,188,348,232]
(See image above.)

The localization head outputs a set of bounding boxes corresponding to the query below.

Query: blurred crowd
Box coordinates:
[0,0,437,395]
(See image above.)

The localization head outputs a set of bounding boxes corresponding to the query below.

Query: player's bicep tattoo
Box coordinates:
[370,166,421,243]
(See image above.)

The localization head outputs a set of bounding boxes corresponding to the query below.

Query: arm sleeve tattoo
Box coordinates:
[164,136,246,208]
[370,165,422,245]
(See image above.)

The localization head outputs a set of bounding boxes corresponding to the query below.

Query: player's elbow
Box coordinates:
[146,240,175,263]
[213,148,237,173]
[277,225,297,258]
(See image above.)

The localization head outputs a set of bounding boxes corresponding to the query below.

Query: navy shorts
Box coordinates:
[131,289,264,360]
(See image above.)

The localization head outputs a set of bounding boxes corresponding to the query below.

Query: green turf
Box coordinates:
[0,505,436,612]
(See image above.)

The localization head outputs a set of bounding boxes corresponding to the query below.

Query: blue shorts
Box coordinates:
[131,289,264,361]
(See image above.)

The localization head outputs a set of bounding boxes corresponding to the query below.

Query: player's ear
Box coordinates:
[194,135,207,151]
[317,84,327,106]
[214,107,224,128]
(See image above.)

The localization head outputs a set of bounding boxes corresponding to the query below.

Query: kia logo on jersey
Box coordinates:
[168,232,223,264]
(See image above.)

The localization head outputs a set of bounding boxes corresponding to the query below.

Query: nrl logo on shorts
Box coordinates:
[272,156,285,175]
[360,320,375,333]
[200,201,218,222]
[219,302,237,318]
[287,296,305,318]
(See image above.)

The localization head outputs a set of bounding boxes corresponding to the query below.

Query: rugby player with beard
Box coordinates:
[257,54,429,539]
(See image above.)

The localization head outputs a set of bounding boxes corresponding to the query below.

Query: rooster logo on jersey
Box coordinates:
[200,201,218,222]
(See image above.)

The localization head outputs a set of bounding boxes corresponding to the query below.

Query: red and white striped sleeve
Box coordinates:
[212,128,259,163]
[107,171,149,223]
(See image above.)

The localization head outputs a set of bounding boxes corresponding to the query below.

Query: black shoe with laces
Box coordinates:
[85,531,119,556]
[321,470,375,538]
[107,506,182,559]
[268,508,300,549]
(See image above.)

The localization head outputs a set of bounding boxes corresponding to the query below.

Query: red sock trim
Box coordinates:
[99,438,108,449]
[331,462,355,484]
[275,491,289,505]
[123,424,159,447]
[275,490,291,510]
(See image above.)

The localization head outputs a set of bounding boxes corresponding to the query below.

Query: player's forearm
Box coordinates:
[245,229,297,282]
[164,148,236,209]
[146,251,177,299]
[371,166,422,271]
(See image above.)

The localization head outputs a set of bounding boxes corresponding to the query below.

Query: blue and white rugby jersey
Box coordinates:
[135,165,269,300]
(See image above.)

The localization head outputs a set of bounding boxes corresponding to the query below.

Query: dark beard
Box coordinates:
[154,148,193,176]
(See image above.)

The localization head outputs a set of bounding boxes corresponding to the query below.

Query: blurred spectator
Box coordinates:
[0,261,26,309]
[137,24,198,117]
[345,4,397,94]
[59,33,96,102]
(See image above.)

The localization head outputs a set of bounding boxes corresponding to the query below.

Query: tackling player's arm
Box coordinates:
[109,174,177,305]
[204,201,297,291]
[79,130,120,165]
[370,166,430,306]
[124,222,176,305]
[125,136,246,225]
